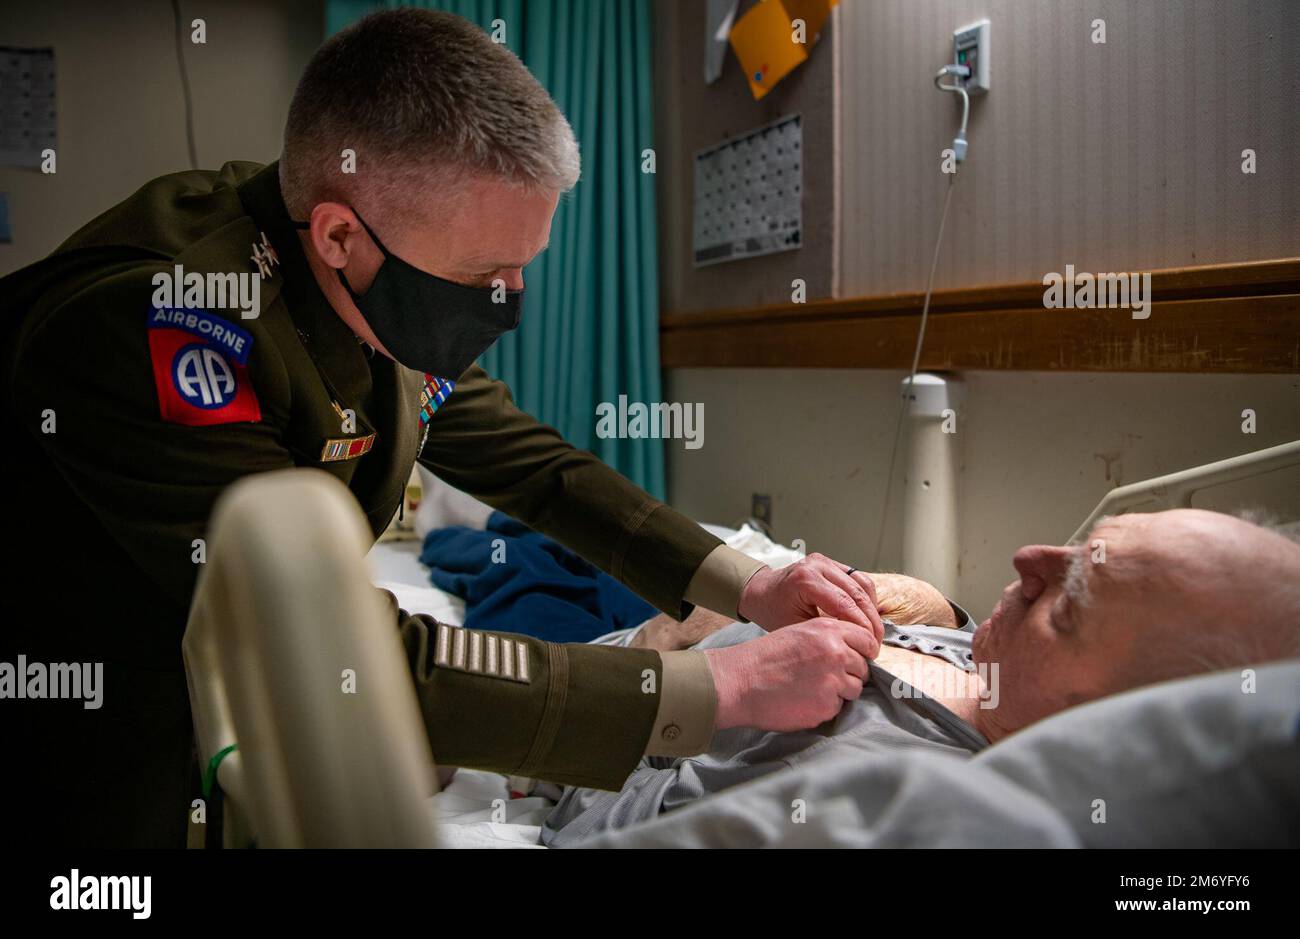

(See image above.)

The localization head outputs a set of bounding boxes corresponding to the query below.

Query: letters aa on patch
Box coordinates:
[146,307,261,426]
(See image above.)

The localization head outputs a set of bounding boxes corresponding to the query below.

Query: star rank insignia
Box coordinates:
[419,374,456,426]
[250,231,280,279]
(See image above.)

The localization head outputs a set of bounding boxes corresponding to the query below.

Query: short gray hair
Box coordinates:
[280,8,580,222]
[1231,506,1300,545]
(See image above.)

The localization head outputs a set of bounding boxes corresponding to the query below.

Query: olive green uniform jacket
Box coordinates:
[0,161,763,847]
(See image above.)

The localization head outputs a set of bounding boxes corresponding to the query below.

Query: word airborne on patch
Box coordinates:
[147,306,253,364]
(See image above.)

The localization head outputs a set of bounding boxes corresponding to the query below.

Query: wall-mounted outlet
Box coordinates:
[953,19,991,95]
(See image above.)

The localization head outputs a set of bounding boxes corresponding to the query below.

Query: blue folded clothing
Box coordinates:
[418,511,658,642]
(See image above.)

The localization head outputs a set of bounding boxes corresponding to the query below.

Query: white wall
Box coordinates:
[0,0,322,275]
[838,0,1300,294]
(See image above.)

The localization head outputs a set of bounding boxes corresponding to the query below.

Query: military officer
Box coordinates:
[1,8,882,847]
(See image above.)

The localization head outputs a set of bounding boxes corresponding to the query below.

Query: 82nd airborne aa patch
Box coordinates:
[146,307,262,426]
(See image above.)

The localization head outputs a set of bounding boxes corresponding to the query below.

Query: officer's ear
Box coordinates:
[302,202,368,270]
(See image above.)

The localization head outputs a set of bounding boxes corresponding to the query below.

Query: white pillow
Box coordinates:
[973,659,1300,847]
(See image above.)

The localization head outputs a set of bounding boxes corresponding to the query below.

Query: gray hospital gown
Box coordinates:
[542,610,988,846]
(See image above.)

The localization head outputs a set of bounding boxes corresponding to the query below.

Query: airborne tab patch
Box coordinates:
[146,307,261,426]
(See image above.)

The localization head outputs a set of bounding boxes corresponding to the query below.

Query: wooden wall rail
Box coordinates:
[659,258,1300,373]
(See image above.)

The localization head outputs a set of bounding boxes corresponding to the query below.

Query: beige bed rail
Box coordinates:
[1068,439,1300,545]
[183,469,440,847]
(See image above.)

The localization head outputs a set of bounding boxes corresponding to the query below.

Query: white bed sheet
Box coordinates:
[369,539,466,625]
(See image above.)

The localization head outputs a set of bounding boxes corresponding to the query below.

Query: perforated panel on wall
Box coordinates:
[692,114,803,267]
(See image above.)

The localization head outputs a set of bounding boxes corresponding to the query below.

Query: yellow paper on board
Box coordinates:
[728,0,809,101]
[728,0,839,100]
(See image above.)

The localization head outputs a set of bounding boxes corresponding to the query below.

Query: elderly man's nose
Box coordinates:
[1013,544,1067,599]
[1019,574,1045,602]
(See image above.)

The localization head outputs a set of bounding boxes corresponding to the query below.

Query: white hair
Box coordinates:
[1231,505,1300,545]
[1063,517,1110,609]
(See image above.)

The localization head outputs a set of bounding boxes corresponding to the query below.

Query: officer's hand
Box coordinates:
[704,617,879,732]
[738,554,883,644]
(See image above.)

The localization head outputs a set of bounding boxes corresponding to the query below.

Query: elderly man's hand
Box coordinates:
[738,553,883,643]
[870,572,958,628]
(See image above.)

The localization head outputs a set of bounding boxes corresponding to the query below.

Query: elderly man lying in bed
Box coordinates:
[541,508,1300,844]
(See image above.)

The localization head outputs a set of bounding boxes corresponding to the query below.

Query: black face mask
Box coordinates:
[295,209,523,379]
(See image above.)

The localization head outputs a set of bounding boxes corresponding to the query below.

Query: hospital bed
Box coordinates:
[183,441,1300,848]
[1068,438,1300,544]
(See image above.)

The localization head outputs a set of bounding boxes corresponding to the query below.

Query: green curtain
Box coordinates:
[324,0,666,499]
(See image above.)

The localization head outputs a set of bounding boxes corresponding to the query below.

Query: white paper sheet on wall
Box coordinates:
[693,114,803,267]
[705,0,740,84]
[0,47,57,170]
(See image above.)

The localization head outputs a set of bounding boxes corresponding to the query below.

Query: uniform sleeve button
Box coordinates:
[661,723,682,741]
